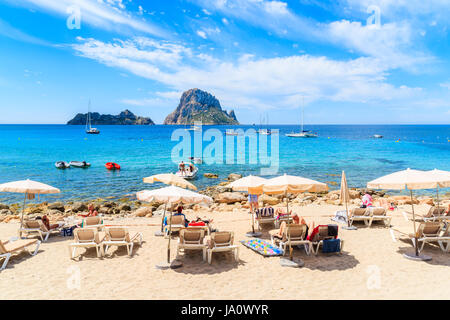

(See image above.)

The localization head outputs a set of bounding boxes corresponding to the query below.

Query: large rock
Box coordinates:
[118,203,131,211]
[227,173,242,182]
[260,194,280,205]
[72,202,87,212]
[0,204,9,210]
[204,173,219,179]
[134,207,153,217]
[215,192,246,204]
[47,202,65,212]
[163,88,239,125]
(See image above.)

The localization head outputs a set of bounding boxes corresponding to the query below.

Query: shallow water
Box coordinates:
[0,124,449,203]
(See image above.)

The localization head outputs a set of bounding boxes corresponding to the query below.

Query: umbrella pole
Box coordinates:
[436,187,440,209]
[167,204,173,264]
[285,191,289,214]
[410,190,419,257]
[345,196,350,227]
[19,193,27,237]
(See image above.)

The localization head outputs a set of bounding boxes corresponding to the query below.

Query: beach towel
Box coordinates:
[257,207,274,218]
[322,239,341,253]
[240,239,283,256]
[331,210,348,224]
[328,224,338,238]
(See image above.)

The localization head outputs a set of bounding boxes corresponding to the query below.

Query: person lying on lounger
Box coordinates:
[271,213,315,240]
[37,215,64,230]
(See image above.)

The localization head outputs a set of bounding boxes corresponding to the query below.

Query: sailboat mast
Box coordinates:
[301,96,304,132]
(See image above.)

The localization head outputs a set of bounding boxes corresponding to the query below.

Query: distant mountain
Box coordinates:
[67,110,155,125]
[163,88,239,125]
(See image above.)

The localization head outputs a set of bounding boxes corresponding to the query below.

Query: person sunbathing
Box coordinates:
[271,213,314,240]
[79,204,98,218]
[38,215,64,230]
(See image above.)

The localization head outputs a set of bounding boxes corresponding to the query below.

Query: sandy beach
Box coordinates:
[1,203,449,300]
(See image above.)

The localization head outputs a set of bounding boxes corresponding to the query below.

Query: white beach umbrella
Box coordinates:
[426,169,450,209]
[226,175,267,194]
[0,179,60,233]
[226,175,268,236]
[367,168,439,260]
[143,173,197,236]
[263,174,328,214]
[137,186,212,269]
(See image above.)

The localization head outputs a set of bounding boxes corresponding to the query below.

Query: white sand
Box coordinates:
[0,204,449,300]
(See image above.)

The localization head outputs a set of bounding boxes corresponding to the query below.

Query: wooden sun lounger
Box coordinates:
[348,207,370,226]
[69,228,105,259]
[206,231,239,264]
[409,222,450,253]
[103,227,143,257]
[367,207,392,227]
[164,215,185,238]
[177,228,207,261]
[20,220,62,241]
[255,207,276,230]
[82,216,104,231]
[403,206,447,222]
[310,226,344,255]
[270,224,311,255]
[0,238,41,270]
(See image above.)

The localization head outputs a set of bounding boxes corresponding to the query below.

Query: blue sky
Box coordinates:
[0,0,449,124]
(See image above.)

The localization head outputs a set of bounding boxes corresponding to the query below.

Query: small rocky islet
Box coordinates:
[0,173,446,224]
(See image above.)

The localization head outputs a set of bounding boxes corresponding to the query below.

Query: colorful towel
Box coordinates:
[240,239,283,256]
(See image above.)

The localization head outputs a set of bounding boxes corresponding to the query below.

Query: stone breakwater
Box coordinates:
[0,173,448,223]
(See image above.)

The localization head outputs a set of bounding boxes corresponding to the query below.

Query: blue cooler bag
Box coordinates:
[322,239,341,253]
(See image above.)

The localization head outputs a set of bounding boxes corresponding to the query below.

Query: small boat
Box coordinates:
[286,97,318,138]
[225,129,240,136]
[176,165,198,180]
[55,161,70,169]
[105,162,121,170]
[185,125,201,132]
[188,157,203,164]
[86,100,100,134]
[373,134,383,139]
[257,129,271,135]
[69,161,91,168]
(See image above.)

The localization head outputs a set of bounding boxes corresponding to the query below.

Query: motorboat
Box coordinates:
[225,129,240,136]
[69,161,91,168]
[257,128,271,135]
[176,165,198,180]
[185,125,201,132]
[105,162,121,170]
[373,134,383,139]
[55,161,70,169]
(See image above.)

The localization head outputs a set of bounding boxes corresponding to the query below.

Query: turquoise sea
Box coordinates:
[0,124,449,203]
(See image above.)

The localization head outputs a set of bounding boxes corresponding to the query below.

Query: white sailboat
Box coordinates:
[85,100,100,134]
[257,113,271,135]
[286,97,317,138]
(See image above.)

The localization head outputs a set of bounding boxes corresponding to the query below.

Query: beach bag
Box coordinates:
[322,239,341,253]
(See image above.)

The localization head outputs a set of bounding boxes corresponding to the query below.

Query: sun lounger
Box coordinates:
[309,225,344,255]
[270,224,311,255]
[103,227,143,257]
[0,238,40,270]
[206,231,239,264]
[177,228,207,261]
[409,222,450,253]
[367,207,392,227]
[348,207,370,226]
[81,216,104,230]
[69,228,105,259]
[20,220,62,241]
[164,215,185,237]
[255,207,276,230]
[403,206,447,222]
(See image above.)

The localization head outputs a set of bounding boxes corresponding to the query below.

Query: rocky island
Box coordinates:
[67,109,154,125]
[164,88,239,125]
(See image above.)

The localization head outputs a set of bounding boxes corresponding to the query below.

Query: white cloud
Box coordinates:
[202,8,212,15]
[196,30,207,39]
[440,83,450,90]
[6,0,167,37]
[72,37,423,112]
[222,17,229,25]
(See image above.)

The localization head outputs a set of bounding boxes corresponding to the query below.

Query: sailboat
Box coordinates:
[85,100,100,134]
[286,97,317,138]
[257,114,271,135]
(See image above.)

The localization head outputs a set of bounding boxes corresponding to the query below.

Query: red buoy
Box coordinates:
[105,162,121,170]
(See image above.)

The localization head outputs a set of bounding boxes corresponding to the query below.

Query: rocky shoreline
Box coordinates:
[1,173,448,224]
